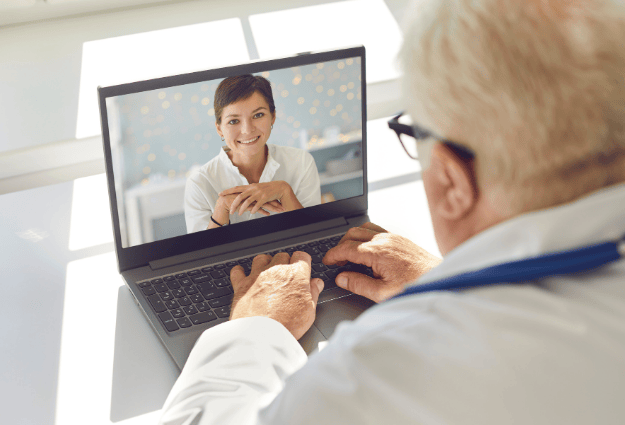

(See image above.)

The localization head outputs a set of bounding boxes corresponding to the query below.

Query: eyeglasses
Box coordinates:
[387,112,475,161]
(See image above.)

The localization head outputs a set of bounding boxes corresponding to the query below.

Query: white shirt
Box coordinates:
[184,144,321,233]
[161,182,625,425]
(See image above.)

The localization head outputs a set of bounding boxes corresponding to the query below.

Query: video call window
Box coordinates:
[106,57,363,248]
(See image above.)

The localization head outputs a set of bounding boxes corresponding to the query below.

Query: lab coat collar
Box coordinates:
[413,182,625,286]
[218,144,281,184]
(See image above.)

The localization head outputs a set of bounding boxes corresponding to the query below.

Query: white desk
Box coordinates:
[1,120,439,425]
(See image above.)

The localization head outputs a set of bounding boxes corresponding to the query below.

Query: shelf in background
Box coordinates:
[319,170,363,186]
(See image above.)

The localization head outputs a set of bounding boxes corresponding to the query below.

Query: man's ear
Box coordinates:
[428,143,478,220]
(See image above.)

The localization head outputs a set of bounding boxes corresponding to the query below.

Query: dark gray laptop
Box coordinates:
[98,46,374,369]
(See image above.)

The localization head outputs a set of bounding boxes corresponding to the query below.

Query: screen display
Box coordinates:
[105,56,363,248]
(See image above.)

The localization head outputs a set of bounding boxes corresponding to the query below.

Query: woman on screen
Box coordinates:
[184,74,321,233]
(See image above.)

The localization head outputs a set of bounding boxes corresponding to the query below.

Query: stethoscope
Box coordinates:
[392,235,625,300]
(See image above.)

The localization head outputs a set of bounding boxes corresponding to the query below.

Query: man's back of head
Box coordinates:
[400,0,625,217]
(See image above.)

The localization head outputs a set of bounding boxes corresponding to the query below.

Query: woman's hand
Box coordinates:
[220,181,302,216]
[212,193,285,227]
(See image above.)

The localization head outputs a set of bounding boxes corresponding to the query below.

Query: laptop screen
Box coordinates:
[102,50,365,250]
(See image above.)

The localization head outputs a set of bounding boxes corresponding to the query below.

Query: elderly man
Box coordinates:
[159,0,625,423]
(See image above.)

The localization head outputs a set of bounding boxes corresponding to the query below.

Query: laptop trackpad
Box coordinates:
[314,289,375,339]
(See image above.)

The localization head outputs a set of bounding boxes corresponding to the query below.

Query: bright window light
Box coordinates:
[68,173,114,251]
[76,19,250,139]
[55,253,163,425]
[249,0,403,83]
[367,117,421,183]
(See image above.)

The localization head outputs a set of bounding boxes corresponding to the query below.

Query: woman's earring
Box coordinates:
[221,136,225,141]
[271,125,273,129]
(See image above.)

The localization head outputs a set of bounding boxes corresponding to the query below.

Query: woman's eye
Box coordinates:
[254,112,264,119]
[228,119,239,125]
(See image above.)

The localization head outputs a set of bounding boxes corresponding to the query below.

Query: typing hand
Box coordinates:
[229,251,324,340]
[323,222,441,303]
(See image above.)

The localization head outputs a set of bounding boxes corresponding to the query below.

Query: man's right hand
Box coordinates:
[322,222,442,303]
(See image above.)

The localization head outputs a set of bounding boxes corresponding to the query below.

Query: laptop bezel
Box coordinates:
[98,46,368,272]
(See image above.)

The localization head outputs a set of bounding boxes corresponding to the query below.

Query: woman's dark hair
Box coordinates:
[214,74,275,124]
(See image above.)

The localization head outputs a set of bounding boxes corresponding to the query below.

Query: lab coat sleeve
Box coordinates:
[158,317,308,425]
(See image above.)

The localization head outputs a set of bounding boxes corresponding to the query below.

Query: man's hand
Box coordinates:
[229,251,324,340]
[323,222,442,303]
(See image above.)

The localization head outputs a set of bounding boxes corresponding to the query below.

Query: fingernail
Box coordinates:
[337,275,347,288]
[316,279,324,292]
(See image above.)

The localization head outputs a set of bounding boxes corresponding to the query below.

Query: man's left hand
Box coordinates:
[229,251,324,340]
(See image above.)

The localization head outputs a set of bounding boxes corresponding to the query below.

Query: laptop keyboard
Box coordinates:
[136,233,374,333]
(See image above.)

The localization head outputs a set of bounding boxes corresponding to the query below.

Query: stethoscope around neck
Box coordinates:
[392,234,625,300]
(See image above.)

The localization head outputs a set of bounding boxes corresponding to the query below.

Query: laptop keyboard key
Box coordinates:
[142,286,156,296]
[331,235,343,242]
[177,317,192,328]
[189,311,217,325]
[312,263,328,273]
[200,286,233,300]
[201,266,214,273]
[179,278,193,287]
[163,276,176,282]
[166,280,181,290]
[151,278,164,284]
[187,270,201,276]
[319,244,333,252]
[137,280,151,288]
[213,278,229,287]
[210,270,227,279]
[147,294,167,313]
[190,294,204,303]
[165,299,179,309]
[192,275,211,283]
[196,302,210,312]
[154,283,168,293]
[158,311,179,332]
[171,308,185,318]
[214,264,226,270]
[185,286,198,295]
[308,241,320,246]
[160,291,174,301]
[214,307,231,318]
[183,305,198,315]
[208,294,233,308]
[172,288,185,298]
[175,273,187,279]
[178,296,192,306]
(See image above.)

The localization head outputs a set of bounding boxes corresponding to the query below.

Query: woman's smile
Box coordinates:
[238,135,261,145]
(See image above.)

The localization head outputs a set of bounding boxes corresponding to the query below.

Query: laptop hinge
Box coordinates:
[149,217,348,271]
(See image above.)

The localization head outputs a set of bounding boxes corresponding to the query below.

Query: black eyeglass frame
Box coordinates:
[387,112,475,161]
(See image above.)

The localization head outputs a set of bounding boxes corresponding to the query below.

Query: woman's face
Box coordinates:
[216,91,276,159]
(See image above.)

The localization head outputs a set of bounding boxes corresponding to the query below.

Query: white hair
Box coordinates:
[400,0,625,216]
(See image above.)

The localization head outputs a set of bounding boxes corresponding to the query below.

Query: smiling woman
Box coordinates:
[184,75,322,233]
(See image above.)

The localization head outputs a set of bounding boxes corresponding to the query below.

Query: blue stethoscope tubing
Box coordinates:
[392,235,625,300]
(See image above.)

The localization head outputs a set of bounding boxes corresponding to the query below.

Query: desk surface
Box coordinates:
[1,124,439,425]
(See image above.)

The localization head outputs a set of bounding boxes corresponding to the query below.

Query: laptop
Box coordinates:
[98,46,375,369]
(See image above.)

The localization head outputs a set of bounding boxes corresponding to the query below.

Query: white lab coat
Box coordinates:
[160,182,625,425]
[184,144,321,233]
